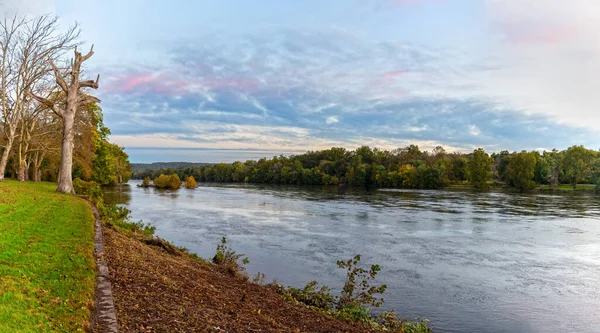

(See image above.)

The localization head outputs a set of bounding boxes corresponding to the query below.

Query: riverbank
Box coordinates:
[0,180,96,332]
[103,227,380,332]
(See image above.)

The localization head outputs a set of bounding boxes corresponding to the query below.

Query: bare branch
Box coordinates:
[81,44,94,62]
[29,92,63,117]
[77,95,101,105]
[49,59,68,92]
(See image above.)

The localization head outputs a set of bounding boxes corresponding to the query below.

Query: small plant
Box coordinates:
[286,281,336,310]
[184,176,197,189]
[101,205,155,237]
[337,254,387,309]
[141,176,151,187]
[252,272,267,284]
[212,237,249,277]
[377,311,432,333]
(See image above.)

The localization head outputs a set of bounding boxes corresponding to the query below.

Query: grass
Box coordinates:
[0,180,96,332]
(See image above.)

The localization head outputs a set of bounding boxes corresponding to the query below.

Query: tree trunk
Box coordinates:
[56,112,75,194]
[0,138,14,182]
[18,161,26,181]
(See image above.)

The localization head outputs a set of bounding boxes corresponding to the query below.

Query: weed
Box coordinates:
[212,237,249,277]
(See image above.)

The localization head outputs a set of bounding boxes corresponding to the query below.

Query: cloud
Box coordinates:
[98,27,598,162]
[326,116,339,125]
[479,0,600,130]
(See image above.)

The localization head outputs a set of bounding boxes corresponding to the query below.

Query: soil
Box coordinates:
[102,228,374,332]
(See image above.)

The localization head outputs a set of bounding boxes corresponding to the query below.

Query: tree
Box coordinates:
[507,151,536,191]
[0,15,78,181]
[540,150,562,187]
[563,145,594,189]
[468,148,492,189]
[31,45,100,194]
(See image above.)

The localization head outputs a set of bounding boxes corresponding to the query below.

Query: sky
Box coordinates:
[2,0,600,163]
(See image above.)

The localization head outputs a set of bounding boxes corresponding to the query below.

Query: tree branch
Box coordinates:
[77,95,101,105]
[81,44,94,62]
[28,92,64,117]
[48,59,68,93]
[79,74,100,89]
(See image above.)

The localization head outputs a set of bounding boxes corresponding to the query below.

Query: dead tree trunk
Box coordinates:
[30,45,99,194]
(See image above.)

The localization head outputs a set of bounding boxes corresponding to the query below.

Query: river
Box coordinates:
[103,181,600,333]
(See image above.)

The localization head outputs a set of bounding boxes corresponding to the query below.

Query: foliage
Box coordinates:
[271,254,429,332]
[184,175,197,189]
[337,254,387,309]
[102,205,155,237]
[212,236,249,277]
[141,176,151,187]
[0,180,95,332]
[507,151,537,191]
[378,311,432,333]
[285,281,336,309]
[468,148,492,189]
[73,177,103,200]
[563,145,595,189]
[154,174,182,189]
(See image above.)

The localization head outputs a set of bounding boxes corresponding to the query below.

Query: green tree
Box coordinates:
[563,145,594,189]
[468,148,492,189]
[507,151,536,191]
[544,149,563,187]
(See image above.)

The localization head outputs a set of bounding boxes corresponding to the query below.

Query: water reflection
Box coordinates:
[105,181,600,333]
[102,184,132,205]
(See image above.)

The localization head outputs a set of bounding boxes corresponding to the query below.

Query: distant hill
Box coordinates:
[131,162,212,171]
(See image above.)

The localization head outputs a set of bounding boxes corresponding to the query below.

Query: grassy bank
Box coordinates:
[0,180,96,332]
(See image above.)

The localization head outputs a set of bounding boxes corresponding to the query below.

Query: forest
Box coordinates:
[133,145,600,191]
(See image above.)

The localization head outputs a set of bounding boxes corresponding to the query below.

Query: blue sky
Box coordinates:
[4,0,600,162]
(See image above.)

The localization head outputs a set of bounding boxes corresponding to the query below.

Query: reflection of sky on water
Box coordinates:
[103,182,600,333]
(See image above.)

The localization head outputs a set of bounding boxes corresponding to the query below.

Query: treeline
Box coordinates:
[133,145,600,191]
[0,15,131,188]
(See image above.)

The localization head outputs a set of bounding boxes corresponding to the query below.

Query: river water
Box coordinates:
[104,181,600,333]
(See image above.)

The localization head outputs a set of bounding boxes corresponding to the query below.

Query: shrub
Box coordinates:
[271,255,431,332]
[101,205,155,237]
[141,176,151,187]
[212,236,249,277]
[337,254,387,309]
[184,176,197,189]
[286,281,336,310]
[73,178,103,202]
[154,174,182,189]
[378,311,431,333]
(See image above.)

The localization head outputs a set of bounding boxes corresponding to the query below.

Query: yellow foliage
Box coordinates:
[154,174,182,189]
[184,176,197,189]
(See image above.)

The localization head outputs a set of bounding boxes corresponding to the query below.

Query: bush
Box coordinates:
[101,205,155,237]
[286,281,336,309]
[212,236,249,277]
[73,178,103,202]
[337,255,387,309]
[154,174,182,189]
[184,176,197,189]
[141,176,151,187]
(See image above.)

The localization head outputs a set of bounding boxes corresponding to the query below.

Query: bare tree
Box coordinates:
[31,46,99,194]
[0,15,78,181]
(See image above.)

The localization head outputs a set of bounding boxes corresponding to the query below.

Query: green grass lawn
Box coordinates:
[0,180,95,332]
